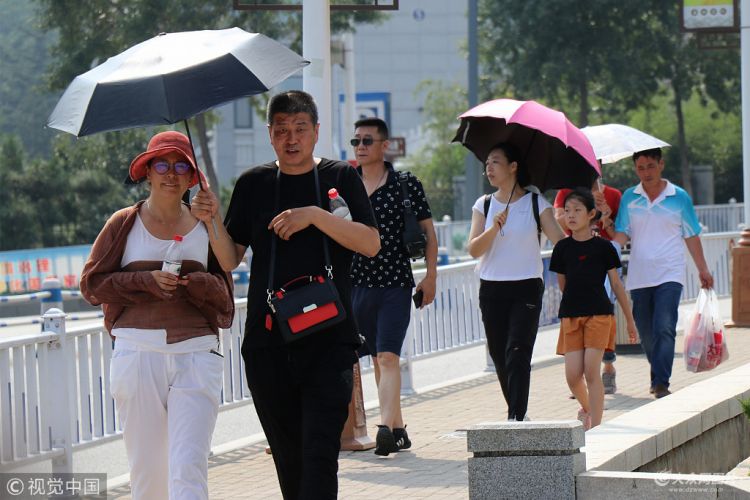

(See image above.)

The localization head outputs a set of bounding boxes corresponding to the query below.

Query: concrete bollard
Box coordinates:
[233,261,249,299]
[466,421,585,500]
[41,277,63,315]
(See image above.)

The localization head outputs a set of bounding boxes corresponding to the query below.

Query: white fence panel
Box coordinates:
[1,350,12,462]
[24,344,40,455]
[0,231,739,472]
[90,333,104,438]
[76,335,92,443]
[12,346,26,459]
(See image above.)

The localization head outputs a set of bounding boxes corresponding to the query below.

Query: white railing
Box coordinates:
[0,305,253,473]
[433,220,472,256]
[0,231,738,473]
[433,203,744,259]
[694,202,744,233]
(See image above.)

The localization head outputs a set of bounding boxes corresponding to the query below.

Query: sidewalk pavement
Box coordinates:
[109,326,750,499]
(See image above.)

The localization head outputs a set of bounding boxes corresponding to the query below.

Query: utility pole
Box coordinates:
[343,32,357,161]
[742,0,750,224]
[463,0,482,219]
[303,0,334,157]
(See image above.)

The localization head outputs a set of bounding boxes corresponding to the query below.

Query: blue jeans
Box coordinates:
[630,282,683,388]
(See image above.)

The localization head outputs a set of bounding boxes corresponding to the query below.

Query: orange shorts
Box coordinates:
[556,315,616,355]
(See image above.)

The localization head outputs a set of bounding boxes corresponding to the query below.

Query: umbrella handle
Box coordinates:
[184,119,220,239]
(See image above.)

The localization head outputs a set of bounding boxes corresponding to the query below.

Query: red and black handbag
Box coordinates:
[266,166,346,343]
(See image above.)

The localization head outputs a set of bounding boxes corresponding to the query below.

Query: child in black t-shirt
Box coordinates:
[549,188,637,430]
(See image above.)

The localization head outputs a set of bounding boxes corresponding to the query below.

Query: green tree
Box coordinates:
[607,91,742,204]
[0,129,149,250]
[406,81,468,219]
[42,130,147,245]
[0,136,39,250]
[478,0,660,126]
[645,2,739,196]
[0,1,58,157]
[478,1,740,196]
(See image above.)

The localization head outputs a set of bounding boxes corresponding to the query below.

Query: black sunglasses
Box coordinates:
[350,137,384,147]
[151,160,192,175]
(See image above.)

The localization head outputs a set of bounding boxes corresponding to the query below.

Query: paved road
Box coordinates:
[108,322,750,499]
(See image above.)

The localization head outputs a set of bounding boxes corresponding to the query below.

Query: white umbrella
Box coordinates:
[581,124,670,164]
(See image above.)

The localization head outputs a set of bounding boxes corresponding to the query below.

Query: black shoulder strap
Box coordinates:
[267,166,332,293]
[397,171,415,216]
[532,192,541,244]
[483,194,491,218]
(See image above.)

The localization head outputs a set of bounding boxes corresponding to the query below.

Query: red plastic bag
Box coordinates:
[684,288,729,373]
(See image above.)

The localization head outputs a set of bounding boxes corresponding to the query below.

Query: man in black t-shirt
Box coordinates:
[350,117,438,456]
[191,91,379,500]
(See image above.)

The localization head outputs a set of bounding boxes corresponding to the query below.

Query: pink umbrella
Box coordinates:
[452,98,601,191]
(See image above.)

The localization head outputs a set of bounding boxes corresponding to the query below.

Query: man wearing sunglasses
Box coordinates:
[350,117,438,456]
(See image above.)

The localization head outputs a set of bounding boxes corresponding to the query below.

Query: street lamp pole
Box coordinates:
[463,0,482,219]
[303,0,334,157]
[742,0,750,225]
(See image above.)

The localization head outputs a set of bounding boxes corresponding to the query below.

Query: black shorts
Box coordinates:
[351,286,412,356]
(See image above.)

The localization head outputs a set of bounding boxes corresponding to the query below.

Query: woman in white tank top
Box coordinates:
[467,142,565,421]
[80,131,234,500]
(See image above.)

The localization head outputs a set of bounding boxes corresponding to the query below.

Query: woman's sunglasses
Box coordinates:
[151,160,192,175]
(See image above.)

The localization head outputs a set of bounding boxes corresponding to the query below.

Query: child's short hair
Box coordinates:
[564,187,601,221]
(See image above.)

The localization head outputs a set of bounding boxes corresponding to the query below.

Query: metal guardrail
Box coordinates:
[0,231,739,473]
[0,202,742,296]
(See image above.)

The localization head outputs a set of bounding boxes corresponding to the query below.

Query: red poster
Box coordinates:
[64,274,78,288]
[28,277,41,291]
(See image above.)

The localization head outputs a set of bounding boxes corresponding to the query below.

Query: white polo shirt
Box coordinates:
[614,180,702,290]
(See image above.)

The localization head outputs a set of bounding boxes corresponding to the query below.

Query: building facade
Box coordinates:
[211,0,468,188]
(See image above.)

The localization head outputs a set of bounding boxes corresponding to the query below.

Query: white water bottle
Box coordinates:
[162,234,184,276]
[328,188,352,220]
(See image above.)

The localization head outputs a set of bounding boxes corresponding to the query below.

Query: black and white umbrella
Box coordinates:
[47,28,308,137]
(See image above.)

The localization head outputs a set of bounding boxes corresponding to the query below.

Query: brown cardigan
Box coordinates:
[80,201,234,343]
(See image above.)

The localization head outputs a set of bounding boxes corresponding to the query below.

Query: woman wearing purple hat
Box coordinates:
[80,131,234,499]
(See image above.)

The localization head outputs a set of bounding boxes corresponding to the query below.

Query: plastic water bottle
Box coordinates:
[162,234,184,276]
[328,188,352,220]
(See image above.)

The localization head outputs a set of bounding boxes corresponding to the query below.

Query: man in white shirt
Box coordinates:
[614,148,713,399]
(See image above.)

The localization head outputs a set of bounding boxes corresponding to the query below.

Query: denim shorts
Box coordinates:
[351,287,412,356]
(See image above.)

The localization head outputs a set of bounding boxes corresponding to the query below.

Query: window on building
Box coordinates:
[234,98,253,128]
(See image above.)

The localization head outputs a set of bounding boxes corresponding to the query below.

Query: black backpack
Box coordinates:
[483,192,542,244]
[397,172,427,260]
